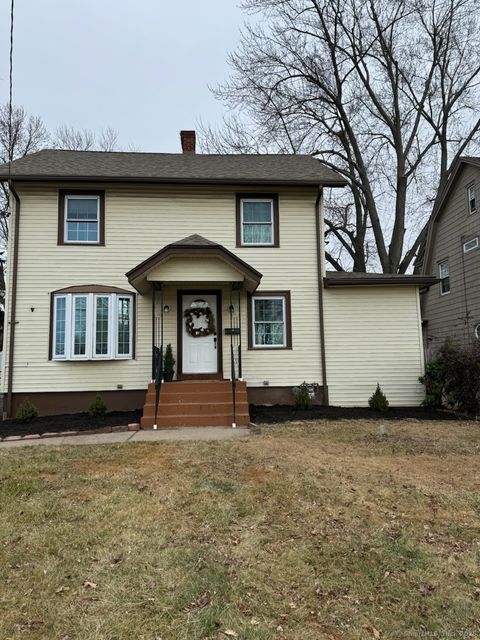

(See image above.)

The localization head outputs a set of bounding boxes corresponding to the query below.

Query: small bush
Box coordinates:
[368,383,389,411]
[15,399,38,423]
[163,343,175,372]
[89,394,107,416]
[294,382,313,410]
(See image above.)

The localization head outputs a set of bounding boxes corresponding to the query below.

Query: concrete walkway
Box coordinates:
[0,427,251,449]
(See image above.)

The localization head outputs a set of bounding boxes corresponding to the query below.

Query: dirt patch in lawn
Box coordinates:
[251,403,459,423]
[0,409,142,438]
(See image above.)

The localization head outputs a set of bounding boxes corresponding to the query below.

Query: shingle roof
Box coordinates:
[0,149,347,186]
[324,271,438,287]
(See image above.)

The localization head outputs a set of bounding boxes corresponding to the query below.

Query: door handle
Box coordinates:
[213,335,217,350]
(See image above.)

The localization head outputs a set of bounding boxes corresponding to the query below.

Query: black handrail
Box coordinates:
[153,344,163,429]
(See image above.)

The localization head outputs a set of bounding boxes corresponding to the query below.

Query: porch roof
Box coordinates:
[125,234,263,294]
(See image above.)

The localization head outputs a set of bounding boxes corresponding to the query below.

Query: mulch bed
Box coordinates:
[250,404,462,424]
[0,410,142,438]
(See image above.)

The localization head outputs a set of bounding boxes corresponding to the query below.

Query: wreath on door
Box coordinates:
[184,302,216,338]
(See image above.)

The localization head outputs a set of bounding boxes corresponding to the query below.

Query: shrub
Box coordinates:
[368,383,389,411]
[89,394,107,416]
[163,343,175,372]
[419,361,445,409]
[424,339,480,415]
[294,382,313,410]
[15,399,38,423]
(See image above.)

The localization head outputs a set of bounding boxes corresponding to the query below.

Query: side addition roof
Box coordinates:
[0,149,347,187]
[324,271,438,288]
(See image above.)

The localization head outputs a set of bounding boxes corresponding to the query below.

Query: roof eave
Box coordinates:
[0,174,348,187]
[323,276,439,288]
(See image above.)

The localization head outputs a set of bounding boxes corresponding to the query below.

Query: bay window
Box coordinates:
[52,292,134,360]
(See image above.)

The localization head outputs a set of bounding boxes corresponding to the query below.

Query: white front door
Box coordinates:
[182,293,219,374]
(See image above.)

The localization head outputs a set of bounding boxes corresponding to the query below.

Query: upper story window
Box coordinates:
[463,237,479,253]
[467,183,476,215]
[58,190,105,245]
[236,193,279,247]
[51,289,134,360]
[439,260,450,295]
[248,291,292,349]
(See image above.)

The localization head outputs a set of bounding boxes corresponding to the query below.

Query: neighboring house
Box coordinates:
[0,131,436,425]
[416,157,480,361]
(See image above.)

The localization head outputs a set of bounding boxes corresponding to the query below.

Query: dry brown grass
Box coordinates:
[0,419,479,639]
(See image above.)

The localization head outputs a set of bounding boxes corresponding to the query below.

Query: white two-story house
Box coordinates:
[0,131,435,426]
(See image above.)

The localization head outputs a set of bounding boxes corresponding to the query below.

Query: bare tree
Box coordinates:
[202,0,480,272]
[0,104,48,242]
[53,125,119,152]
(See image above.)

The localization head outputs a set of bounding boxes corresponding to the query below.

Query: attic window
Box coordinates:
[463,237,479,253]
[467,184,476,215]
[58,190,105,245]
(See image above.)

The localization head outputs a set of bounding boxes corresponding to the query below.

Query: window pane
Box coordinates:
[242,201,272,223]
[253,297,285,346]
[254,299,284,322]
[243,223,272,244]
[254,322,284,346]
[117,298,131,355]
[95,297,109,355]
[66,198,98,219]
[67,221,98,242]
[54,297,66,356]
[74,297,87,355]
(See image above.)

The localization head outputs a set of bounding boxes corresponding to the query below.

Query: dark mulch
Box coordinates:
[250,404,461,424]
[0,410,142,438]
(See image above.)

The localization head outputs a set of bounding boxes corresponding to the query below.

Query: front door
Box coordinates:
[181,292,220,375]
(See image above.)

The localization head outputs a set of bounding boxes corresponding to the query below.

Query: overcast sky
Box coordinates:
[0,0,244,152]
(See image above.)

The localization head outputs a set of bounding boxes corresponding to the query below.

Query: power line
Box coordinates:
[8,0,15,185]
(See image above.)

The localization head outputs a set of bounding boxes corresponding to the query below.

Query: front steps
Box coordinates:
[140,379,250,429]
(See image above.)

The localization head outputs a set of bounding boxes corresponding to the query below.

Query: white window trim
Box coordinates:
[240,198,274,246]
[467,184,477,215]
[52,292,133,361]
[463,237,479,253]
[252,295,287,348]
[116,296,134,360]
[438,261,450,296]
[64,194,100,244]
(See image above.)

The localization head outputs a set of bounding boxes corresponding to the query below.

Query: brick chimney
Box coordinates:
[180,130,196,154]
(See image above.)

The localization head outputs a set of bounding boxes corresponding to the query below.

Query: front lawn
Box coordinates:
[0,420,479,639]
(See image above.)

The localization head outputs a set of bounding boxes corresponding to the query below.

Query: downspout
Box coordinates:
[315,188,329,405]
[5,183,20,418]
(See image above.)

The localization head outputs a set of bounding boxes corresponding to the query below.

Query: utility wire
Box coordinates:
[8,0,15,185]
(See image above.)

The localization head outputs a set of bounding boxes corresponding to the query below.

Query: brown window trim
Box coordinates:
[236,193,279,248]
[58,189,105,246]
[48,288,136,360]
[247,290,292,350]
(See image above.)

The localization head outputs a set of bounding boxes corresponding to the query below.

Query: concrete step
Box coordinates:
[144,391,248,404]
[140,413,250,429]
[142,401,249,418]
[141,378,250,429]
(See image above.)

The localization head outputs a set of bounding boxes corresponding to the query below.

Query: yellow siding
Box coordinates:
[147,256,243,282]
[2,183,323,394]
[323,286,425,406]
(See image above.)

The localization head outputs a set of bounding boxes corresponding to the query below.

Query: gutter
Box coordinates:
[315,188,329,406]
[5,183,20,418]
